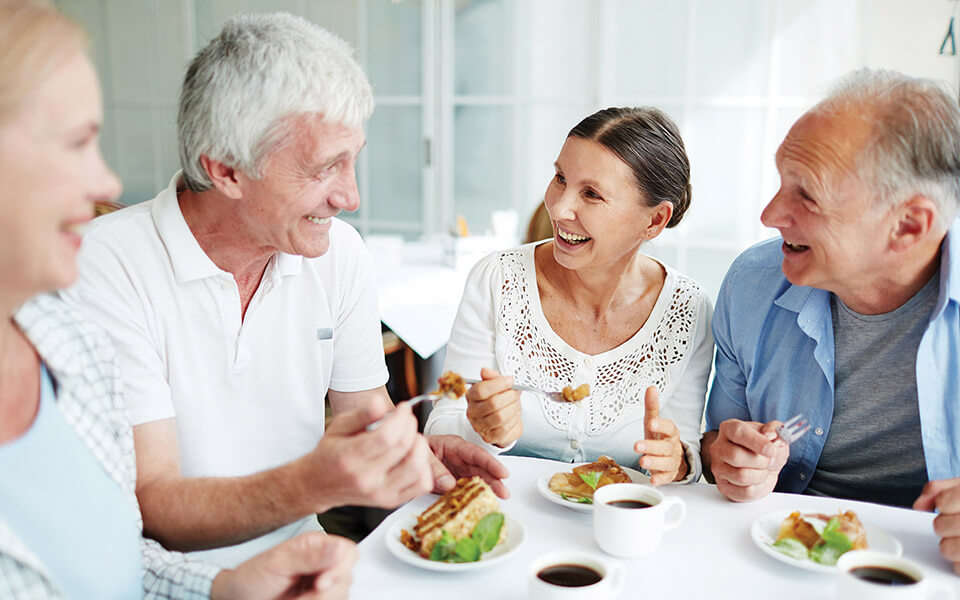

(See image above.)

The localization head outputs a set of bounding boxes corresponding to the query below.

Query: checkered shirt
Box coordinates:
[1,294,219,599]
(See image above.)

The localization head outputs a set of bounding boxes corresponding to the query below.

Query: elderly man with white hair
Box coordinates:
[64,12,507,568]
[701,68,960,573]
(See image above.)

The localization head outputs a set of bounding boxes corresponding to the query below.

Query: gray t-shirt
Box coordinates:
[806,274,939,507]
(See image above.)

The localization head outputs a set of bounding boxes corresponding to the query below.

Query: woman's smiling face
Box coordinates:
[544,136,663,273]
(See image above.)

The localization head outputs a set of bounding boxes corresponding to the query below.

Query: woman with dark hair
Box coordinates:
[426,107,713,485]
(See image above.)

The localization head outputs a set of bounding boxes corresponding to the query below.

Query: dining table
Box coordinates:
[354,455,960,598]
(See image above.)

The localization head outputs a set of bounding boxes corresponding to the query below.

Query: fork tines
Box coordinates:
[777,414,811,445]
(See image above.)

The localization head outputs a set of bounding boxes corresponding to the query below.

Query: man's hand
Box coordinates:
[914,477,960,574]
[704,418,788,502]
[634,386,687,485]
[300,402,434,513]
[464,367,523,447]
[211,533,355,600]
[427,434,511,498]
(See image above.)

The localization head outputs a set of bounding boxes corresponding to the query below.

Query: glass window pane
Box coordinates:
[683,247,741,304]
[527,0,593,100]
[365,106,423,223]
[613,0,690,98]
[367,0,422,96]
[775,0,858,97]
[692,0,769,96]
[455,0,513,95]
[685,107,765,239]
[453,106,513,233]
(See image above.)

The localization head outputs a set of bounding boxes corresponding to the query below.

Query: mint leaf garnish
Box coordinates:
[560,493,593,504]
[429,530,456,561]
[771,538,808,560]
[577,471,602,490]
[472,512,504,552]
[452,537,481,562]
[820,517,853,553]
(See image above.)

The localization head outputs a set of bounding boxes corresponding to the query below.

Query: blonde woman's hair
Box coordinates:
[0,0,87,126]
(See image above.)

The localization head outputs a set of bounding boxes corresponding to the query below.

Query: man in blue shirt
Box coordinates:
[701,69,960,573]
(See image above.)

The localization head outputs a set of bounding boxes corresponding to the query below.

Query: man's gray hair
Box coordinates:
[814,68,960,227]
[178,13,374,192]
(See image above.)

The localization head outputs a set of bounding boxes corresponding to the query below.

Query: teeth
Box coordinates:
[784,240,808,251]
[306,216,331,225]
[64,223,88,236]
[558,229,590,244]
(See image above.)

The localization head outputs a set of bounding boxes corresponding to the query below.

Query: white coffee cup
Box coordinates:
[528,552,624,600]
[592,483,686,558]
[836,550,956,599]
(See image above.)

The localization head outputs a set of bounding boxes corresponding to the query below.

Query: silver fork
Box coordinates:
[462,377,567,402]
[365,393,437,432]
[776,414,811,445]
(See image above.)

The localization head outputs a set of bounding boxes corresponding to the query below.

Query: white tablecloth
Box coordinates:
[354,456,960,599]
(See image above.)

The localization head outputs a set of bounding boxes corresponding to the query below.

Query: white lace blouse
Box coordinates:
[424,242,714,481]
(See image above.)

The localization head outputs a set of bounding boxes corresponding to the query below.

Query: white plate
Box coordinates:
[536,464,651,513]
[386,512,524,572]
[750,509,903,573]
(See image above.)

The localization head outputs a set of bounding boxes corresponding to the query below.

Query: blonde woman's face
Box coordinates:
[0,52,120,301]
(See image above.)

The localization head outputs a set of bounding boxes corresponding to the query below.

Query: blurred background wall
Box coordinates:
[56,0,960,302]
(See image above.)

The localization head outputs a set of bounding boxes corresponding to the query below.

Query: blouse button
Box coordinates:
[583,357,594,368]
[815,427,824,436]
[570,440,581,450]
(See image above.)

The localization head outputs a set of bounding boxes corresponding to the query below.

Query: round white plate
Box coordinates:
[536,464,651,513]
[750,509,902,573]
[385,512,524,572]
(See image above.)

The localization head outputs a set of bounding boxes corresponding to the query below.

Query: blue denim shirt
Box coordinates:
[706,221,960,493]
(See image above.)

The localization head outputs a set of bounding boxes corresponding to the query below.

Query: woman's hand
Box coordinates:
[633,386,687,486]
[465,367,522,447]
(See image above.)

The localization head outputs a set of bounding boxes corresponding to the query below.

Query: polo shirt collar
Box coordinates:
[152,172,305,283]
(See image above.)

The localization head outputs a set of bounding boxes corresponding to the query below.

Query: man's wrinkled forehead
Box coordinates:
[776,108,874,181]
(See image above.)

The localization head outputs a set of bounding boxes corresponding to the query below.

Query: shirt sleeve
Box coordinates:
[62,229,176,426]
[425,253,515,454]
[705,264,752,431]
[329,225,390,392]
[660,288,714,483]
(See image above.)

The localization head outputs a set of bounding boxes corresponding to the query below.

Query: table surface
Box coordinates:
[355,456,960,599]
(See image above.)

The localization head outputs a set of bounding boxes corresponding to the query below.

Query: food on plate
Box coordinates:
[547,455,631,504]
[772,510,867,565]
[435,371,467,399]
[561,383,590,402]
[400,476,505,562]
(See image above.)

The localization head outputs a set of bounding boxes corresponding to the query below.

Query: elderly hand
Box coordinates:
[914,477,960,574]
[464,367,522,448]
[302,402,434,513]
[427,434,511,498]
[211,533,356,600]
[634,386,686,485]
[706,418,789,502]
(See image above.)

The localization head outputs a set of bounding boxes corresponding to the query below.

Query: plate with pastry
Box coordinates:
[751,509,902,573]
[386,476,525,572]
[537,455,650,513]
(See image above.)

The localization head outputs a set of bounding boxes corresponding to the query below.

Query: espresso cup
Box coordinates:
[836,550,956,599]
[528,552,624,600]
[592,483,686,558]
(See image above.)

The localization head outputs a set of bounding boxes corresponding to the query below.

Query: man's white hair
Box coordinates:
[813,68,960,228]
[178,12,374,192]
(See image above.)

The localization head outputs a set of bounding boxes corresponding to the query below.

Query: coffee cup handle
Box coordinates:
[607,562,625,596]
[661,496,686,531]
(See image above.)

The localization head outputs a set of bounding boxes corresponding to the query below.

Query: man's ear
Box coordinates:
[890,195,938,251]
[200,155,243,200]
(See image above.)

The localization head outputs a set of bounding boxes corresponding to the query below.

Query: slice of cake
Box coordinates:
[401,476,504,558]
[548,455,632,502]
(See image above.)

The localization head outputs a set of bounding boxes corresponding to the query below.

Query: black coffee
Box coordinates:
[537,564,603,587]
[850,566,918,586]
[606,499,655,509]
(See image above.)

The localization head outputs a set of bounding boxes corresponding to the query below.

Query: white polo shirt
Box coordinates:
[64,172,388,567]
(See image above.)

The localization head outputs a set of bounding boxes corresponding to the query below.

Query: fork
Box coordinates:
[364,394,437,432]
[461,377,566,401]
[776,414,811,445]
